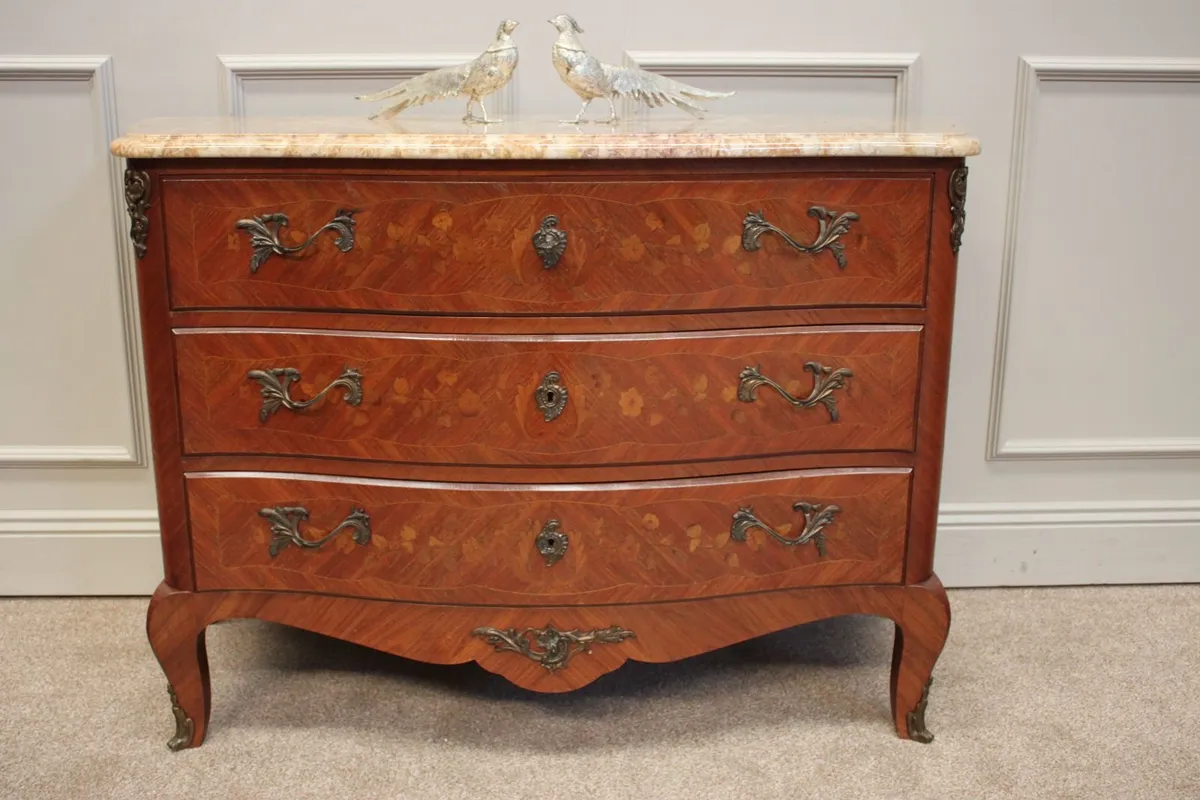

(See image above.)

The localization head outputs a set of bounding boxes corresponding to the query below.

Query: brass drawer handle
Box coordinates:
[534,371,568,422]
[535,520,569,566]
[471,624,635,672]
[741,206,859,269]
[259,506,372,557]
[737,361,853,422]
[248,366,363,423]
[532,214,567,268]
[730,502,841,556]
[236,208,358,273]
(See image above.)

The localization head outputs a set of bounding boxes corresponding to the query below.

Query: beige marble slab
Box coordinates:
[111,116,980,159]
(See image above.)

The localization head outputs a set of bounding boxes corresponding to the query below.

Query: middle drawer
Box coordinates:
[175,326,921,466]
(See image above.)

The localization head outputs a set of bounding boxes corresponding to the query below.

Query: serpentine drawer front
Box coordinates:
[186,468,912,604]
[117,120,976,748]
[174,326,921,465]
[159,174,933,314]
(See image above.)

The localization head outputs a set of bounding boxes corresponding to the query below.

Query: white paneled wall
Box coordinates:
[218,54,518,119]
[990,58,1200,459]
[620,52,917,130]
[0,57,146,467]
[1,0,1198,593]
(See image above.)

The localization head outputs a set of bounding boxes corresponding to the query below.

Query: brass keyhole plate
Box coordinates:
[535,371,569,422]
[535,520,569,566]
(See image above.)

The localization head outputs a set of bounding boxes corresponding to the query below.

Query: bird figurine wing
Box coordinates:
[357,62,473,120]
[547,14,732,123]
[602,64,734,117]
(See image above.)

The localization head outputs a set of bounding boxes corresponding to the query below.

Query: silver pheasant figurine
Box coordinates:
[549,14,733,124]
[357,20,519,123]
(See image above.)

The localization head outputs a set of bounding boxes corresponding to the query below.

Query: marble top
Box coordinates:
[110,116,980,160]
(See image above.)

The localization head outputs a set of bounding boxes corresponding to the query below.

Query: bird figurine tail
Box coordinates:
[603,65,734,117]
[355,64,471,120]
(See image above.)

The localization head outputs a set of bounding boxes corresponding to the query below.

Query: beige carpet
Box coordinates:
[1,586,1198,800]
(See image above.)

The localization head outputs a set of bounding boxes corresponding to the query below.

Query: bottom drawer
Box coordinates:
[187,468,911,604]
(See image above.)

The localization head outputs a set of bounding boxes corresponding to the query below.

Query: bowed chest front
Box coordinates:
[113,118,978,750]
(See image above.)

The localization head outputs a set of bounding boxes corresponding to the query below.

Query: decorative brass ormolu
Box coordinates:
[730,501,841,557]
[535,519,569,566]
[123,169,151,259]
[906,677,935,743]
[737,361,853,422]
[235,208,358,273]
[741,206,860,269]
[258,506,372,557]
[247,366,363,423]
[471,624,635,672]
[166,684,194,752]
[948,166,968,254]
[532,214,568,268]
[534,371,569,422]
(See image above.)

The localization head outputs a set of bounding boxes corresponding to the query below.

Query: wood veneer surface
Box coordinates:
[187,468,912,603]
[129,154,966,748]
[175,326,920,466]
[163,173,931,314]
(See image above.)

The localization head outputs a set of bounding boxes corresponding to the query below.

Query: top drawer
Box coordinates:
[160,175,933,314]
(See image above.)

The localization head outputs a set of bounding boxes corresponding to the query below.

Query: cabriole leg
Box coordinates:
[146,582,212,751]
[890,573,951,743]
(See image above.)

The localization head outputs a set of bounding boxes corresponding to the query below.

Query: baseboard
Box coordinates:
[935,501,1200,586]
[0,511,162,595]
[1,503,1197,594]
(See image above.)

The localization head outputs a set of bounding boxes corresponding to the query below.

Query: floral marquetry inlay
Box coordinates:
[135,133,968,748]
[619,387,645,417]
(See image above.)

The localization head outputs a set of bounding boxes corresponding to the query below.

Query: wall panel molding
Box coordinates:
[621,51,919,131]
[218,53,517,118]
[987,57,1200,461]
[0,56,149,468]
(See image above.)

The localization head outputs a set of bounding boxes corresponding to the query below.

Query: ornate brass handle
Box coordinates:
[123,169,151,260]
[949,166,968,254]
[730,502,841,557]
[471,624,635,672]
[259,506,372,557]
[742,207,860,269]
[737,361,853,422]
[534,371,568,422]
[535,520,569,566]
[235,208,358,273]
[532,214,567,268]
[247,366,363,423]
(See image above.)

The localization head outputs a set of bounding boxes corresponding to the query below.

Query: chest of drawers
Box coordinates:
[114,119,977,750]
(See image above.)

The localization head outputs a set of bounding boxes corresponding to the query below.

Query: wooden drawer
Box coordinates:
[160,175,932,314]
[175,326,920,466]
[187,468,912,603]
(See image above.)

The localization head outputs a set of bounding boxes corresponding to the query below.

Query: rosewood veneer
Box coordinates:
[113,123,975,749]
